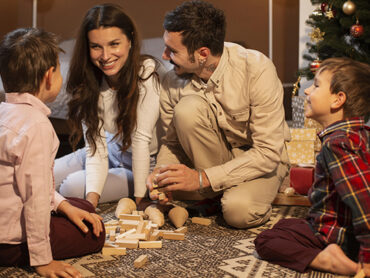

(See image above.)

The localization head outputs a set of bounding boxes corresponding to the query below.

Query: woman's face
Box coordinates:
[88,26,131,84]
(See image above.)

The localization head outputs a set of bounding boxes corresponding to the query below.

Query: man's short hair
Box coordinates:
[0,28,62,94]
[319,57,370,119]
[164,0,226,56]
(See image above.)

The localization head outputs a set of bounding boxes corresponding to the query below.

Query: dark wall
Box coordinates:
[0,0,298,83]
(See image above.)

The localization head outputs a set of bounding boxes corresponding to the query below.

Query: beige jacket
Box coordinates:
[157,42,290,191]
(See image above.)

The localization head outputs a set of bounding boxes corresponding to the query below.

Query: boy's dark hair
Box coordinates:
[164,0,226,56]
[0,28,62,94]
[318,57,370,119]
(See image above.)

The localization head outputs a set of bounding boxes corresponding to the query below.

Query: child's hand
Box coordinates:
[58,201,103,237]
[35,260,81,277]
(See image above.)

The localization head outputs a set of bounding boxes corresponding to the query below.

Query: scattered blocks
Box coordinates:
[162,232,185,240]
[102,247,126,256]
[191,217,212,226]
[134,254,148,268]
[175,226,187,234]
[139,241,162,249]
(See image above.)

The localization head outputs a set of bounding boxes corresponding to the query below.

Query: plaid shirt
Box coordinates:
[307,117,370,263]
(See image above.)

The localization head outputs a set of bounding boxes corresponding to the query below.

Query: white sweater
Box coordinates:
[85,58,163,198]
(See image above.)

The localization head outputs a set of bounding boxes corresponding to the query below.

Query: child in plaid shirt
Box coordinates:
[254,57,370,276]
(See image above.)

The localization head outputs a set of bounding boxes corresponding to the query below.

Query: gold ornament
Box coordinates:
[292,76,301,97]
[309,27,325,43]
[326,10,334,19]
[342,1,356,15]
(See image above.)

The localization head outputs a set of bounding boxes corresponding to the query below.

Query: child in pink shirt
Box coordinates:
[0,28,105,278]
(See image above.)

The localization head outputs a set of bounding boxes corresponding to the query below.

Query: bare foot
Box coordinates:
[310,244,357,275]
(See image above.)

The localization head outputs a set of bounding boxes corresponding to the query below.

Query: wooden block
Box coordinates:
[109,229,116,241]
[119,214,143,221]
[132,210,139,215]
[102,247,126,256]
[149,230,160,241]
[104,226,117,233]
[125,233,147,240]
[120,219,140,230]
[115,239,139,249]
[354,269,365,278]
[104,219,119,226]
[116,228,136,239]
[175,226,187,234]
[134,254,148,268]
[156,229,174,237]
[136,221,146,234]
[104,241,118,248]
[191,217,212,226]
[162,232,185,240]
[158,192,166,200]
[139,241,162,249]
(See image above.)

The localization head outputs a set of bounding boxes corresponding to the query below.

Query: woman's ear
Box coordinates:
[331,91,346,109]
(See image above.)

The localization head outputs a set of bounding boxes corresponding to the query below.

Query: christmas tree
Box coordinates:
[300,0,370,79]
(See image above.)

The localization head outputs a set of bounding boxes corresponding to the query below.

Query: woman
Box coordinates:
[54,3,165,207]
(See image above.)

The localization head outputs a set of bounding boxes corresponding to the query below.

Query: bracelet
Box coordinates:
[198,170,203,190]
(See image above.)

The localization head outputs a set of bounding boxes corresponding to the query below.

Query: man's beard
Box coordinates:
[170,59,192,79]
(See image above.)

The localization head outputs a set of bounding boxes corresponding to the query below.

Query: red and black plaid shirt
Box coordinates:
[307,117,370,263]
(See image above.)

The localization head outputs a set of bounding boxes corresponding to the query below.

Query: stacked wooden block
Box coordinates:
[103,211,187,256]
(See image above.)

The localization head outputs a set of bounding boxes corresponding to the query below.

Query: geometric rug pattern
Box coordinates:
[0,203,350,278]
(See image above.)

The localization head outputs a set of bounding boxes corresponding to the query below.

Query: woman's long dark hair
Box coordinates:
[67,3,156,154]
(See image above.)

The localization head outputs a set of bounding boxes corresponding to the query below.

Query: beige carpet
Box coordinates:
[0,203,350,278]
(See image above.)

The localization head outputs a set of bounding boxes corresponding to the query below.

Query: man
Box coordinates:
[147,0,290,229]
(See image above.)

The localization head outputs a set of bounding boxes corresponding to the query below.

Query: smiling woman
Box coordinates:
[53,3,166,209]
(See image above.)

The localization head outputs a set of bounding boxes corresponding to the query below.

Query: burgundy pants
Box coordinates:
[0,197,105,266]
[254,218,325,273]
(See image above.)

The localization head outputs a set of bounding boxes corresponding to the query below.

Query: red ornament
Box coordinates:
[310,60,321,74]
[350,22,364,38]
[321,2,329,13]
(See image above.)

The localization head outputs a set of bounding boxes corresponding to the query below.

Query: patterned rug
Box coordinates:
[0,203,350,278]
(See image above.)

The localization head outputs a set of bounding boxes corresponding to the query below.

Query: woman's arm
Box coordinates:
[131,59,161,203]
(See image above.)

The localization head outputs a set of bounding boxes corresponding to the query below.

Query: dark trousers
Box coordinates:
[254,218,325,273]
[0,197,105,266]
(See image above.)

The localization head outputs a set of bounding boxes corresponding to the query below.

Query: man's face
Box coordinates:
[162,31,198,76]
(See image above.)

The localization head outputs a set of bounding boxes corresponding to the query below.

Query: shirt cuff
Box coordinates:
[204,166,228,191]
[53,191,66,211]
[28,240,53,266]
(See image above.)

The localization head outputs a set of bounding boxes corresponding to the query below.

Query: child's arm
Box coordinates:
[57,200,104,237]
[324,136,370,268]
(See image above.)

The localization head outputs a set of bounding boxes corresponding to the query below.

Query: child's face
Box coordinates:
[88,26,131,87]
[304,69,337,126]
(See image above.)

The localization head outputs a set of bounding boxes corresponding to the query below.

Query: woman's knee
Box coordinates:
[58,171,86,199]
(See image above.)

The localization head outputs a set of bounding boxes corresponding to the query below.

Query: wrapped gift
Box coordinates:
[291,96,305,128]
[304,117,323,152]
[290,166,315,195]
[286,128,316,164]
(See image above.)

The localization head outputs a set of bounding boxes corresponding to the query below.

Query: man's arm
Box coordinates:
[205,57,288,190]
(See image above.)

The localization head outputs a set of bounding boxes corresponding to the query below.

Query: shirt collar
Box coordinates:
[191,45,229,89]
[5,92,51,116]
[318,117,366,140]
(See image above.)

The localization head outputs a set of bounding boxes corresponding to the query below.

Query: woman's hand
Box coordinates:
[35,260,81,278]
[57,201,103,237]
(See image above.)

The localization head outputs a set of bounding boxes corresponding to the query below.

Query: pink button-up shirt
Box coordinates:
[0,93,65,266]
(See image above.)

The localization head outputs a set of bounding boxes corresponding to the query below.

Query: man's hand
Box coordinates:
[35,260,82,278]
[57,201,103,237]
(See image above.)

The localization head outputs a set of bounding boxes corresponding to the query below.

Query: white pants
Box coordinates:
[54,144,136,204]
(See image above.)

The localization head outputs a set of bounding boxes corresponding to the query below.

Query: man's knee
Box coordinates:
[221,192,272,229]
[173,95,209,130]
